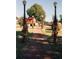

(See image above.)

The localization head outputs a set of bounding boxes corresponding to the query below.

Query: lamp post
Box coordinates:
[53,2,58,43]
[22,0,27,42]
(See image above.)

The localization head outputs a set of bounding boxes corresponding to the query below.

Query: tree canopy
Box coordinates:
[27,4,45,21]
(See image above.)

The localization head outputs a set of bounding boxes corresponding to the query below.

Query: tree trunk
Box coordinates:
[41,19,44,29]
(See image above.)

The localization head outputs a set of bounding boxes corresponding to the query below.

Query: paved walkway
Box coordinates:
[16,24,62,36]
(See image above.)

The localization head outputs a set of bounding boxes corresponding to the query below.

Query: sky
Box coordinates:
[16,0,62,22]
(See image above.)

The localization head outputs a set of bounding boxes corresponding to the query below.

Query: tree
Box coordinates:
[27,4,45,28]
[59,14,62,24]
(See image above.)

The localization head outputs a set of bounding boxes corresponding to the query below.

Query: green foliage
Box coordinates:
[59,14,62,23]
[27,3,45,21]
[18,17,23,26]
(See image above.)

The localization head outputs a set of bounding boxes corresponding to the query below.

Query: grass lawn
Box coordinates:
[16,31,36,59]
[16,31,62,59]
